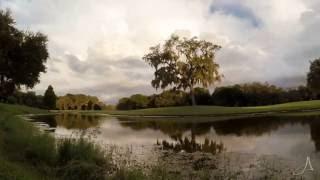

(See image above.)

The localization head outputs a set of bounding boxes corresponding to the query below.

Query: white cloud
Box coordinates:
[1,0,319,103]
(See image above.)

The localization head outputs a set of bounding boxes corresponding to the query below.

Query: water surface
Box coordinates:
[30,113,320,163]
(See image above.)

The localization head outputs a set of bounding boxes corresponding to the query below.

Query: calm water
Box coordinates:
[30,113,320,162]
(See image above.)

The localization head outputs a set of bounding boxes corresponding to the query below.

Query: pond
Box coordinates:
[28,113,320,177]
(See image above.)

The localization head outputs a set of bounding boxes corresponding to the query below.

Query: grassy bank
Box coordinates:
[0,103,111,180]
[106,100,320,117]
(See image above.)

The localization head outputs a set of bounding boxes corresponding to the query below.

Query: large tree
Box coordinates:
[0,10,49,101]
[43,85,57,109]
[143,35,222,105]
[307,58,320,97]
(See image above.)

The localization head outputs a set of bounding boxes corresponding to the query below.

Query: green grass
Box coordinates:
[106,100,320,116]
[0,104,55,179]
[0,103,111,180]
[0,103,48,115]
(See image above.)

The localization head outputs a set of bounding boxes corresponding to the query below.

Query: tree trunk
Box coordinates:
[190,87,196,106]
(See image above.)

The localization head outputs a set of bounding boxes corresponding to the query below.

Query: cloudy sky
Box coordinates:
[1,0,320,103]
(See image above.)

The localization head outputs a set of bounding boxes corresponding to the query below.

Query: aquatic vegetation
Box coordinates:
[159,137,225,155]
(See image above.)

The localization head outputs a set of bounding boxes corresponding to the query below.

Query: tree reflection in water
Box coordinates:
[55,113,102,130]
[158,135,225,155]
[33,113,102,129]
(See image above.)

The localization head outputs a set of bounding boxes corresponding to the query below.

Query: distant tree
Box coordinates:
[307,58,320,98]
[87,100,93,110]
[0,10,49,101]
[194,87,211,105]
[281,86,313,102]
[239,82,282,106]
[129,94,149,109]
[150,89,189,108]
[93,104,102,110]
[6,95,17,104]
[43,85,57,109]
[212,86,245,106]
[143,35,222,106]
[116,97,133,110]
[25,92,36,106]
[116,94,149,110]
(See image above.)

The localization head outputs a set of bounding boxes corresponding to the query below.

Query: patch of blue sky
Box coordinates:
[210,1,262,28]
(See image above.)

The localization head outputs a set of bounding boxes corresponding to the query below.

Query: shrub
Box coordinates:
[56,138,111,179]
[57,138,108,166]
[58,160,105,180]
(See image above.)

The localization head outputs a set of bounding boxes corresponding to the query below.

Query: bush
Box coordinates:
[110,168,146,180]
[6,96,17,104]
[58,160,106,180]
[57,138,108,166]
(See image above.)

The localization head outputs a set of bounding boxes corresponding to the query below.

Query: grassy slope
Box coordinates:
[0,103,48,115]
[0,103,54,179]
[107,100,320,116]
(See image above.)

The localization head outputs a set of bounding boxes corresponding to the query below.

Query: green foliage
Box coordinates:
[143,34,222,105]
[212,85,246,106]
[307,58,320,95]
[117,90,189,110]
[57,138,107,166]
[212,83,313,107]
[58,160,105,180]
[117,94,149,110]
[56,94,105,110]
[4,90,45,108]
[116,83,314,110]
[0,104,110,180]
[57,139,109,180]
[0,155,53,180]
[130,94,149,109]
[104,104,116,111]
[148,165,182,180]
[238,82,283,106]
[194,87,211,105]
[43,85,57,110]
[150,90,189,107]
[110,168,146,180]
[6,95,18,104]
[0,10,48,100]
[117,97,133,110]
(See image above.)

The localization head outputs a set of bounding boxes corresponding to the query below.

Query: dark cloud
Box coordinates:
[270,75,306,88]
[65,54,89,73]
[64,51,151,85]
[210,0,262,27]
[114,56,147,69]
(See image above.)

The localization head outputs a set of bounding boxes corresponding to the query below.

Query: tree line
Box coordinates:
[56,94,106,110]
[5,85,57,109]
[116,82,315,110]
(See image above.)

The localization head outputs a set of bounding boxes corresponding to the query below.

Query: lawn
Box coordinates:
[0,103,48,115]
[106,100,320,116]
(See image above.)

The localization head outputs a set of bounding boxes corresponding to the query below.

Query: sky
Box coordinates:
[1,0,320,104]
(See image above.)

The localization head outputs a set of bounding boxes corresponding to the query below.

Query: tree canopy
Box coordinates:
[0,10,48,101]
[143,35,222,105]
[43,85,57,109]
[307,58,320,96]
[56,94,105,110]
